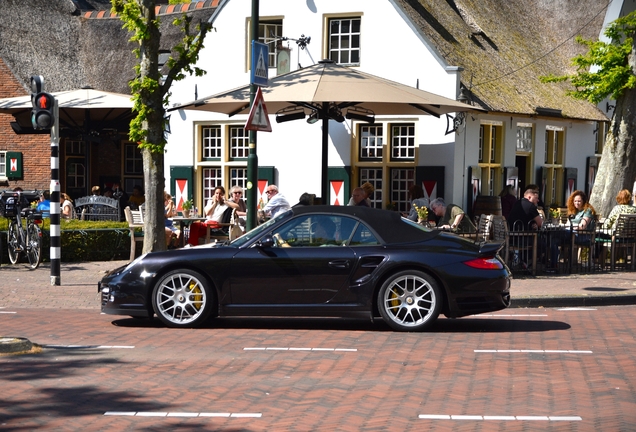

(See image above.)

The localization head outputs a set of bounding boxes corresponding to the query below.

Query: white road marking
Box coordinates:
[244,347,357,352]
[475,349,592,354]
[41,344,135,349]
[419,414,582,421]
[0,311,17,314]
[477,314,548,317]
[558,307,597,311]
[105,412,262,418]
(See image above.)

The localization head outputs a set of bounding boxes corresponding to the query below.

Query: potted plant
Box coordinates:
[181,199,193,217]
[413,204,429,224]
[548,206,560,224]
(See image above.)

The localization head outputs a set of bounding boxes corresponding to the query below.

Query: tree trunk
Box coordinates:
[589,85,636,218]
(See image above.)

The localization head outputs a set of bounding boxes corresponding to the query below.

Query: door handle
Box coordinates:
[328,260,350,269]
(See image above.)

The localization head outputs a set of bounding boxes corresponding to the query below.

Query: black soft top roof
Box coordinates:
[292,205,434,244]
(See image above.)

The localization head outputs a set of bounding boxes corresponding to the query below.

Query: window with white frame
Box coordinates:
[478,122,504,195]
[516,123,533,152]
[391,124,415,160]
[359,125,383,160]
[353,122,417,211]
[0,152,6,178]
[199,124,248,203]
[328,17,361,65]
[259,20,283,68]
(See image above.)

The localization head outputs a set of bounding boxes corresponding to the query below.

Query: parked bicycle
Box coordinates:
[1,190,43,269]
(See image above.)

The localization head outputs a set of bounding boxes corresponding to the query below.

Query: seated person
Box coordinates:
[187,186,230,246]
[164,191,180,248]
[430,197,475,233]
[36,190,51,218]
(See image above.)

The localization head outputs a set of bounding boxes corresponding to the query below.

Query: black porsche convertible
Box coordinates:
[99,205,510,331]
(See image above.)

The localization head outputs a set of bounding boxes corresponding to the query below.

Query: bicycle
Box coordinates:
[1,190,43,269]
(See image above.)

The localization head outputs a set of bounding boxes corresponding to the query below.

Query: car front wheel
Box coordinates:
[152,269,214,328]
[378,270,441,331]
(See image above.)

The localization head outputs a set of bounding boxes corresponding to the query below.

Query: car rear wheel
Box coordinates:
[152,269,214,328]
[378,270,441,332]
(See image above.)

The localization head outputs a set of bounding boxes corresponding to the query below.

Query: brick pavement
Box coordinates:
[1,260,635,310]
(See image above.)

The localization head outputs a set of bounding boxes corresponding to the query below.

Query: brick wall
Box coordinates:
[0,59,50,190]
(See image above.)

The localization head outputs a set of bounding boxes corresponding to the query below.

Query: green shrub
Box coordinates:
[1,219,132,263]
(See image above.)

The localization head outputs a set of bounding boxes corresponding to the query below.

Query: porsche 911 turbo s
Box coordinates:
[99,206,511,331]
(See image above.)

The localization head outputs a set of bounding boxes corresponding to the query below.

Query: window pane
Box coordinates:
[391,124,415,160]
[360,168,383,209]
[203,126,222,159]
[229,126,249,159]
[391,168,415,213]
[360,125,383,159]
[202,167,222,202]
[328,17,361,65]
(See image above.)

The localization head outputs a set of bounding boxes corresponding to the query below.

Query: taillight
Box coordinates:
[34,219,43,225]
[464,257,503,269]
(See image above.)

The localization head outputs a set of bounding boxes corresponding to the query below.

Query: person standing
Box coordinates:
[61,193,76,219]
[430,197,475,233]
[263,185,291,218]
[499,185,517,219]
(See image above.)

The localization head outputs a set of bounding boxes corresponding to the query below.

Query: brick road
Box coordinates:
[2,306,636,430]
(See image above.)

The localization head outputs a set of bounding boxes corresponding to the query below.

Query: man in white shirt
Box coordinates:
[263,185,291,218]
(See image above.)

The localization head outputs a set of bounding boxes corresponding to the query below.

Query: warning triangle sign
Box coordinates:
[245,87,272,132]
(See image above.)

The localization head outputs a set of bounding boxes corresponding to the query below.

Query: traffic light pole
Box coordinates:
[50,99,61,286]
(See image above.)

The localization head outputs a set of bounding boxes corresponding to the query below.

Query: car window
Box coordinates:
[348,223,380,246]
[271,214,352,247]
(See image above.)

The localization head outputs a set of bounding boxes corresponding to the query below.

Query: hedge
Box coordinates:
[1,218,133,263]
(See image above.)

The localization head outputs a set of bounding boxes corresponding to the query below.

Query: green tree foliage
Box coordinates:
[540,11,636,102]
[541,11,636,218]
[111,0,211,252]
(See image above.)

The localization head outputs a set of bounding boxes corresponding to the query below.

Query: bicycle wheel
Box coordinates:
[26,222,42,269]
[7,220,20,265]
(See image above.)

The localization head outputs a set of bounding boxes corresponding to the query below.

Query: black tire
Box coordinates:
[26,223,42,270]
[377,270,442,332]
[7,221,20,265]
[152,269,214,328]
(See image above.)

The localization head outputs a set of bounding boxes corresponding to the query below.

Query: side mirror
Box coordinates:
[256,235,275,248]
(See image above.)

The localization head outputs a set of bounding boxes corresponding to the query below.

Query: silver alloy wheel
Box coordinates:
[378,270,441,331]
[152,270,211,327]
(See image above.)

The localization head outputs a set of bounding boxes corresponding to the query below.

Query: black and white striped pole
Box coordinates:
[49,99,60,285]
[30,76,60,285]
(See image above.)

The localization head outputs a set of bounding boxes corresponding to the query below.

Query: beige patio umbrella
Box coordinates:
[171,59,484,200]
[0,88,134,134]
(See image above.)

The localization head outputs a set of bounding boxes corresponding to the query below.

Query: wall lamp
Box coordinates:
[606,102,615,112]
[275,106,305,123]
[345,107,375,124]
[307,110,320,124]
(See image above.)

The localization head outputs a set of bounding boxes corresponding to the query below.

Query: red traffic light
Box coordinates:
[31,92,55,130]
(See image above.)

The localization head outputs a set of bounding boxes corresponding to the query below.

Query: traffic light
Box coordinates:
[31,92,55,130]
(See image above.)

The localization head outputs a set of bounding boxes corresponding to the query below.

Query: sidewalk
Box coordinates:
[0,260,635,310]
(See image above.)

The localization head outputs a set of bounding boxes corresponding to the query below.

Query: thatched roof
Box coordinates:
[0,0,219,95]
[393,0,608,121]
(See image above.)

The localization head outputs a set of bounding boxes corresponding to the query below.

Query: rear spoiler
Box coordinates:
[479,241,504,256]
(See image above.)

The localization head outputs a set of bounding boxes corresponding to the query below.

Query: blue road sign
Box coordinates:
[251,41,269,87]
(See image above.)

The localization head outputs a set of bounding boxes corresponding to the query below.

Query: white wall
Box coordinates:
[165,0,462,203]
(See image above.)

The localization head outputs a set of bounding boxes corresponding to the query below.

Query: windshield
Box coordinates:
[401,216,434,232]
[230,209,293,247]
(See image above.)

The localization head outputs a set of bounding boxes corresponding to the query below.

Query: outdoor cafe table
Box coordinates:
[172,216,206,247]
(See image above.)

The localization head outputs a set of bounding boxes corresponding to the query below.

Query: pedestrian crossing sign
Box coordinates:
[251,41,269,87]
[245,86,272,132]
